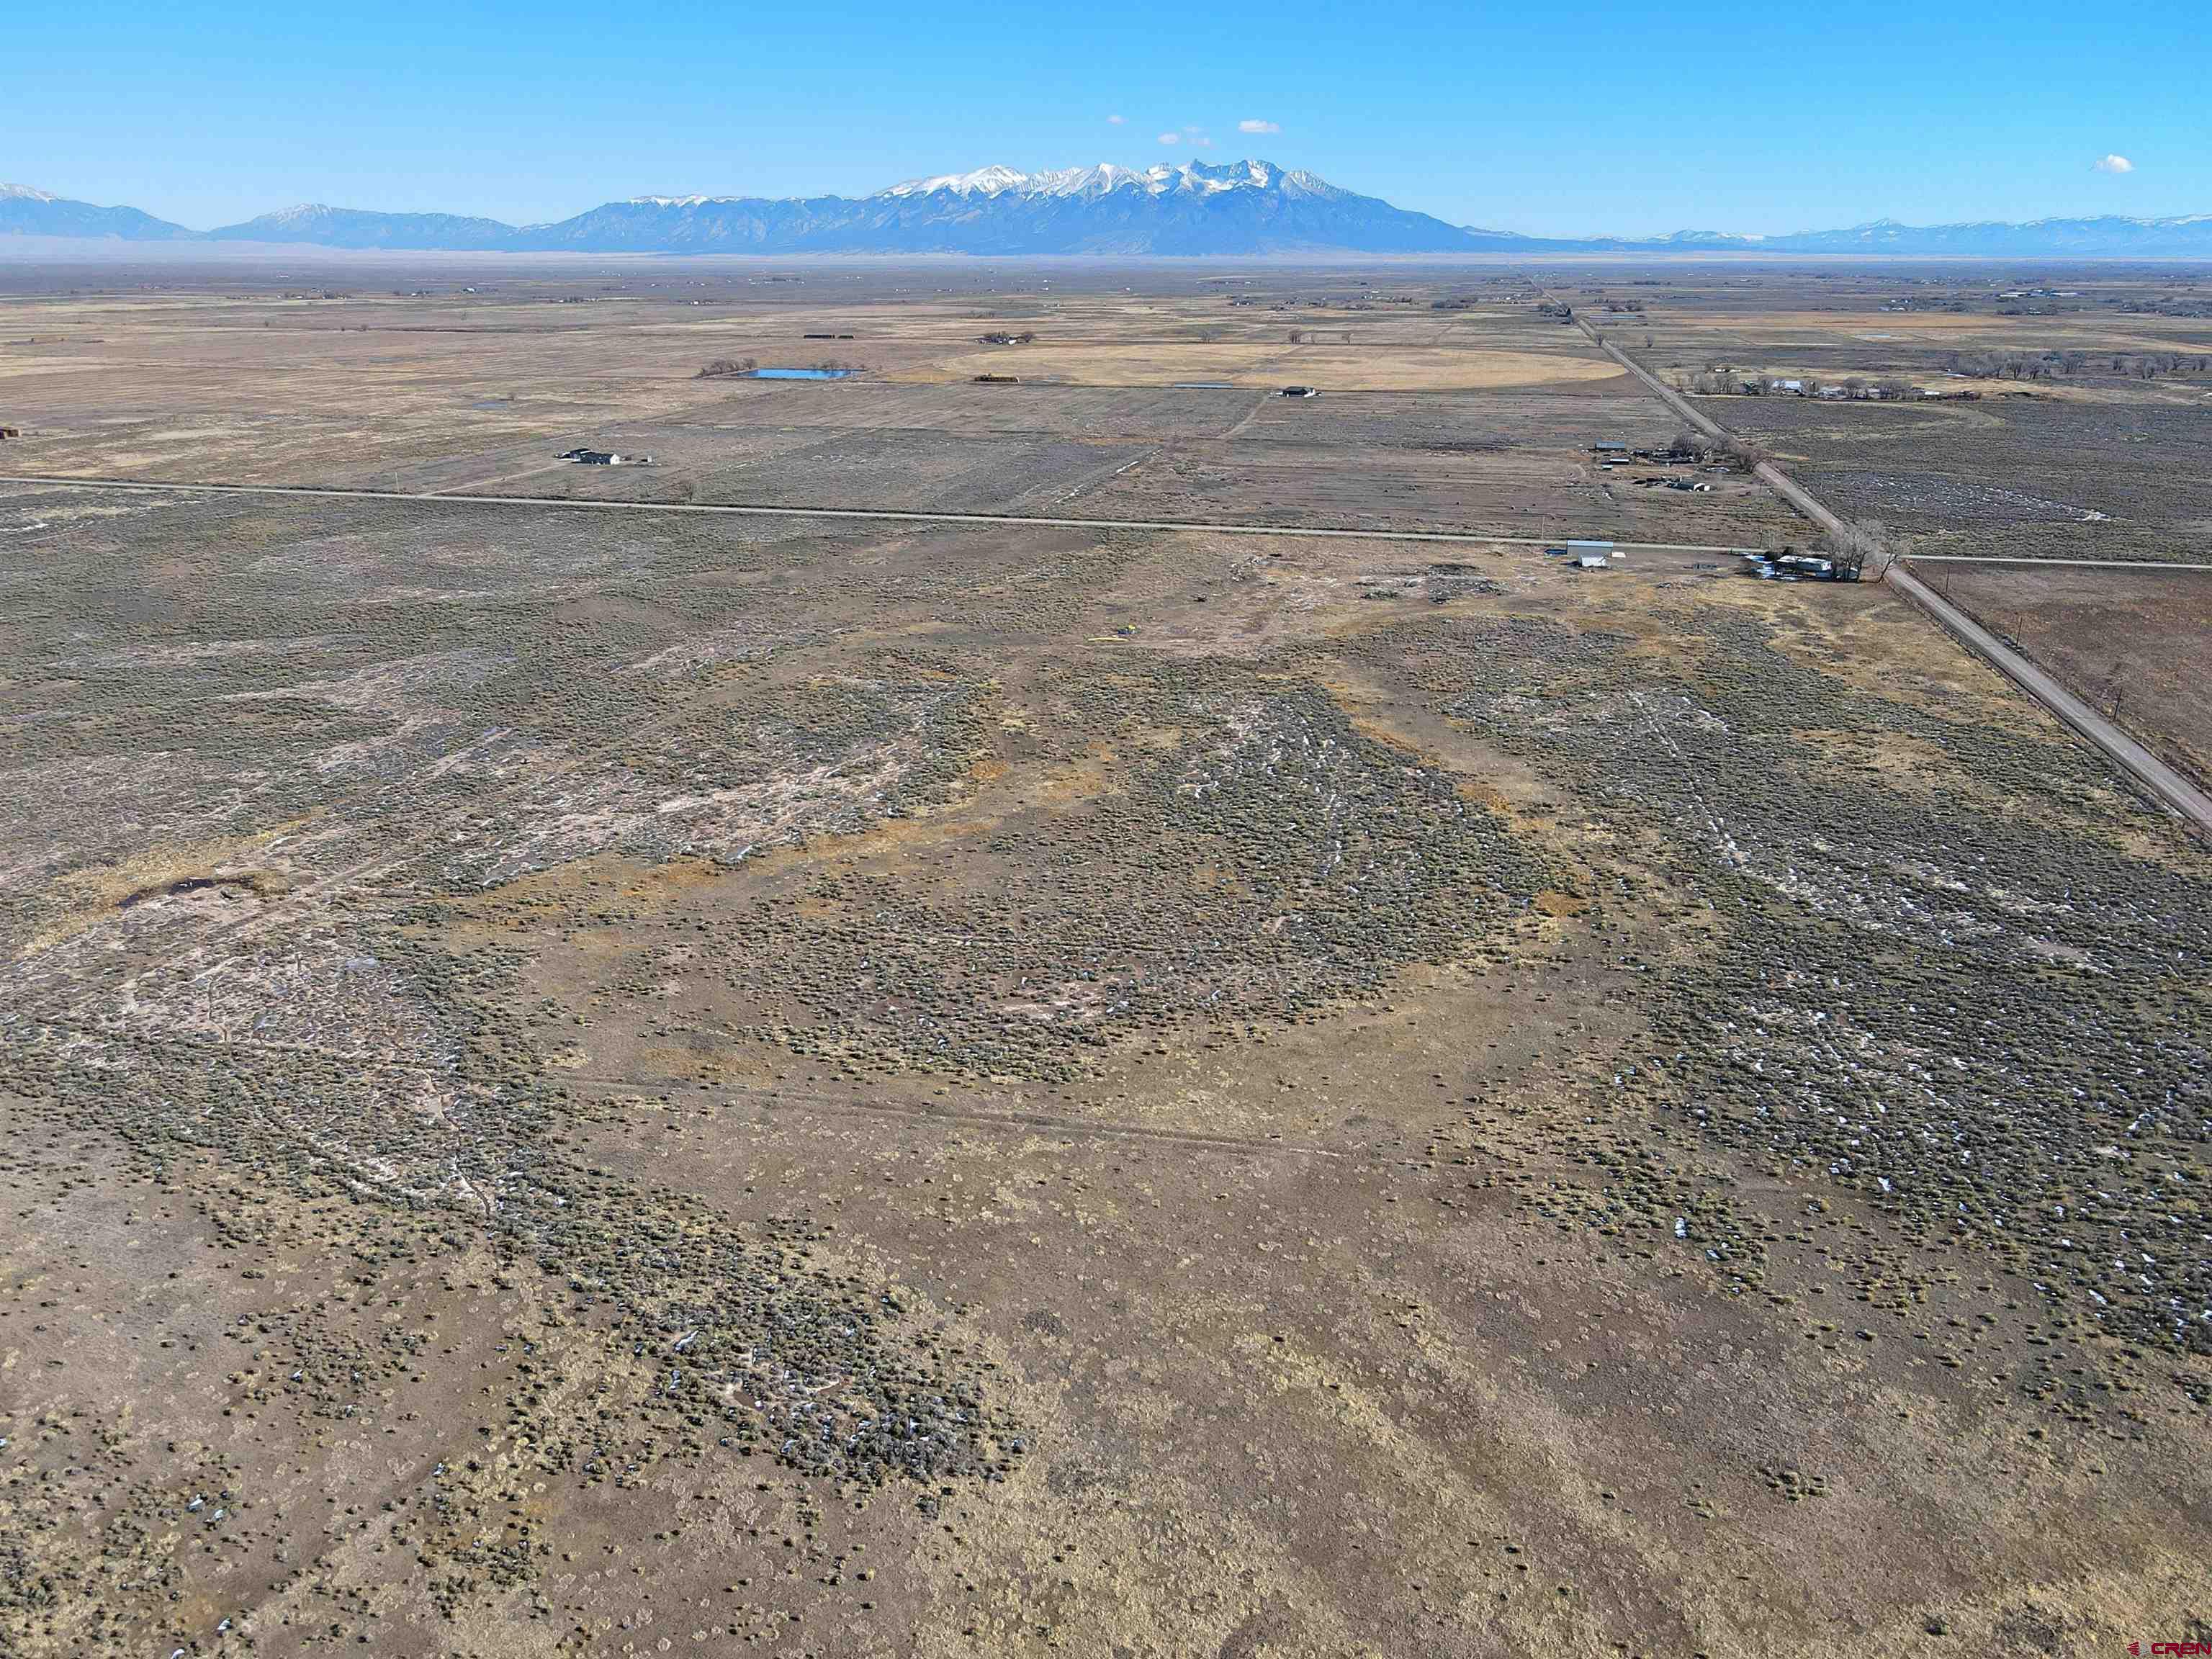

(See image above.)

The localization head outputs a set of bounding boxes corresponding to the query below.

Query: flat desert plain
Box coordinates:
[1,260,2208,1659]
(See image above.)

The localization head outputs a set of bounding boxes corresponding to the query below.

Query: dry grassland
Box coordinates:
[898,343,1627,390]
[1,261,2208,1659]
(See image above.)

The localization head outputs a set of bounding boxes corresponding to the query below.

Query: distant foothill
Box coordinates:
[6,170,2212,256]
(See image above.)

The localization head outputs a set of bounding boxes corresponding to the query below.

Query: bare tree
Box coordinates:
[1823,517,1892,582]
[1695,433,1771,471]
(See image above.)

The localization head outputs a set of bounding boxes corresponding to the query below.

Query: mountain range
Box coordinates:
[8,164,2212,256]
[0,181,197,241]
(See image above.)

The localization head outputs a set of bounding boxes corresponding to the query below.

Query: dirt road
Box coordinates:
[0,472,1768,554]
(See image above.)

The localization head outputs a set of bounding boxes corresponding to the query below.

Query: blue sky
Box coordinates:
[6,0,2208,235]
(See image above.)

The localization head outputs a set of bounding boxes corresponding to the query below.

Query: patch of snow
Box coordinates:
[876,164,1035,199]
[872,158,1321,201]
[1025,164,1148,197]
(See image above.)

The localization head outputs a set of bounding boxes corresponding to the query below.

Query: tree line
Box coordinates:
[1946,349,2209,382]
[1673,364,1917,400]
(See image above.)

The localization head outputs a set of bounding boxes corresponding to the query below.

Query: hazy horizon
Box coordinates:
[6,0,2206,237]
[6,159,2209,247]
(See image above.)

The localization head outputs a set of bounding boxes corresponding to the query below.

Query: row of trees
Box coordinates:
[1663,429,1771,470]
[1673,365,1917,400]
[696,356,862,377]
[1947,348,2210,382]
[1671,350,2210,397]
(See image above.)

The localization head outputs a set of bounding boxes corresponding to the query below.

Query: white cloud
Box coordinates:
[1237,119,1281,135]
[1156,132,1181,145]
[1183,126,1214,149]
[2094,153,2134,174]
[1107,113,1125,125]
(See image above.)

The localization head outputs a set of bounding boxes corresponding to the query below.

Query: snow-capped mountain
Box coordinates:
[497,160,1448,253]
[12,171,2212,256]
[1,182,193,240]
[878,163,1046,199]
[872,159,1345,203]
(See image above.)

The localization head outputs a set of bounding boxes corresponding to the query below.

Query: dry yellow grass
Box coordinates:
[1694,308,2210,355]
[896,341,1627,390]
[29,824,307,951]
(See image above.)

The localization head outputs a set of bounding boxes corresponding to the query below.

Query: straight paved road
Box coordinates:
[1578,324,2212,838]
[0,472,1768,555]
